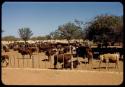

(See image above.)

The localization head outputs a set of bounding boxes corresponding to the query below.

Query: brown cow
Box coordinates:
[86,47,93,64]
[3,45,9,52]
[45,48,57,61]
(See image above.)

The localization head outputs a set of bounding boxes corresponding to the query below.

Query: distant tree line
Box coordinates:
[2,14,123,45]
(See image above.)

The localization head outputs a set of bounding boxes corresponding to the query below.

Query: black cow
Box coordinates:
[45,48,57,61]
[1,55,9,66]
[76,46,93,64]
[62,60,80,69]
[54,54,72,69]
[18,47,33,58]
[76,46,87,58]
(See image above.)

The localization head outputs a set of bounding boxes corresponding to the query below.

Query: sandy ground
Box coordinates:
[2,68,123,85]
[1,50,124,85]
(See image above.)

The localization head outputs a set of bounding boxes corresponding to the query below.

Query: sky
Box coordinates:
[2,2,123,38]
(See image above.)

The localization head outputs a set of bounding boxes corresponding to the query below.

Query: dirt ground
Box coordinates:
[1,50,124,85]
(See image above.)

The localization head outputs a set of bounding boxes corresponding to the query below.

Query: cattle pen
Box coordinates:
[1,41,124,85]
[1,49,123,85]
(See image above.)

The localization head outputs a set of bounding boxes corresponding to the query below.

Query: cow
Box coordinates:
[62,60,80,69]
[45,48,57,61]
[1,55,9,67]
[99,53,120,71]
[76,45,93,64]
[86,47,93,64]
[2,45,9,52]
[18,47,33,59]
[54,53,72,69]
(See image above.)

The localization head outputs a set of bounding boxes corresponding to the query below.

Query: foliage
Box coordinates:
[2,35,18,41]
[18,28,33,42]
[74,19,86,40]
[85,14,123,43]
[57,22,80,40]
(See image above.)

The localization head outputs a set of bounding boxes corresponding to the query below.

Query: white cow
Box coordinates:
[99,53,120,71]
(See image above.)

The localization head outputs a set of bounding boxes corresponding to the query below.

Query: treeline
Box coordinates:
[2,14,123,44]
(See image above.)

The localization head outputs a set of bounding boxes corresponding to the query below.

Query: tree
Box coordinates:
[56,22,81,69]
[85,14,123,44]
[74,19,86,42]
[57,22,80,45]
[18,28,33,44]
[49,30,63,40]
[2,35,18,41]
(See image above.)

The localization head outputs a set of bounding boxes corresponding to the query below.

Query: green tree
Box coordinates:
[74,19,86,41]
[85,14,123,43]
[18,28,33,43]
[49,30,63,40]
[57,22,80,44]
[45,35,51,40]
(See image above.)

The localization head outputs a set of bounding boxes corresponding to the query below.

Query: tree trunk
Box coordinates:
[67,40,70,46]
[24,40,27,47]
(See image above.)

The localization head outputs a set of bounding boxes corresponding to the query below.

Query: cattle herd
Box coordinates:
[1,41,123,71]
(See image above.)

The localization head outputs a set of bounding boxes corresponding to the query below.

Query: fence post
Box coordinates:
[9,55,12,67]
[13,55,15,68]
[32,55,34,68]
[38,53,40,68]
[17,54,19,68]
[70,45,73,70]
[62,54,64,69]
[71,54,73,70]
[27,55,28,67]
[23,56,24,68]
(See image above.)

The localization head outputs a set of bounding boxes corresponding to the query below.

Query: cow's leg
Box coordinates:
[89,54,93,69]
[29,53,32,59]
[99,60,102,71]
[88,57,90,64]
[116,61,120,73]
[22,55,24,59]
[54,65,57,69]
[90,58,93,69]
[115,60,119,68]
[105,60,109,70]
[115,62,117,68]
[1,58,5,67]
[54,56,57,69]
[62,54,64,69]
[5,60,8,66]
[107,62,109,71]
[5,58,9,66]
[2,58,5,63]
[48,55,51,61]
